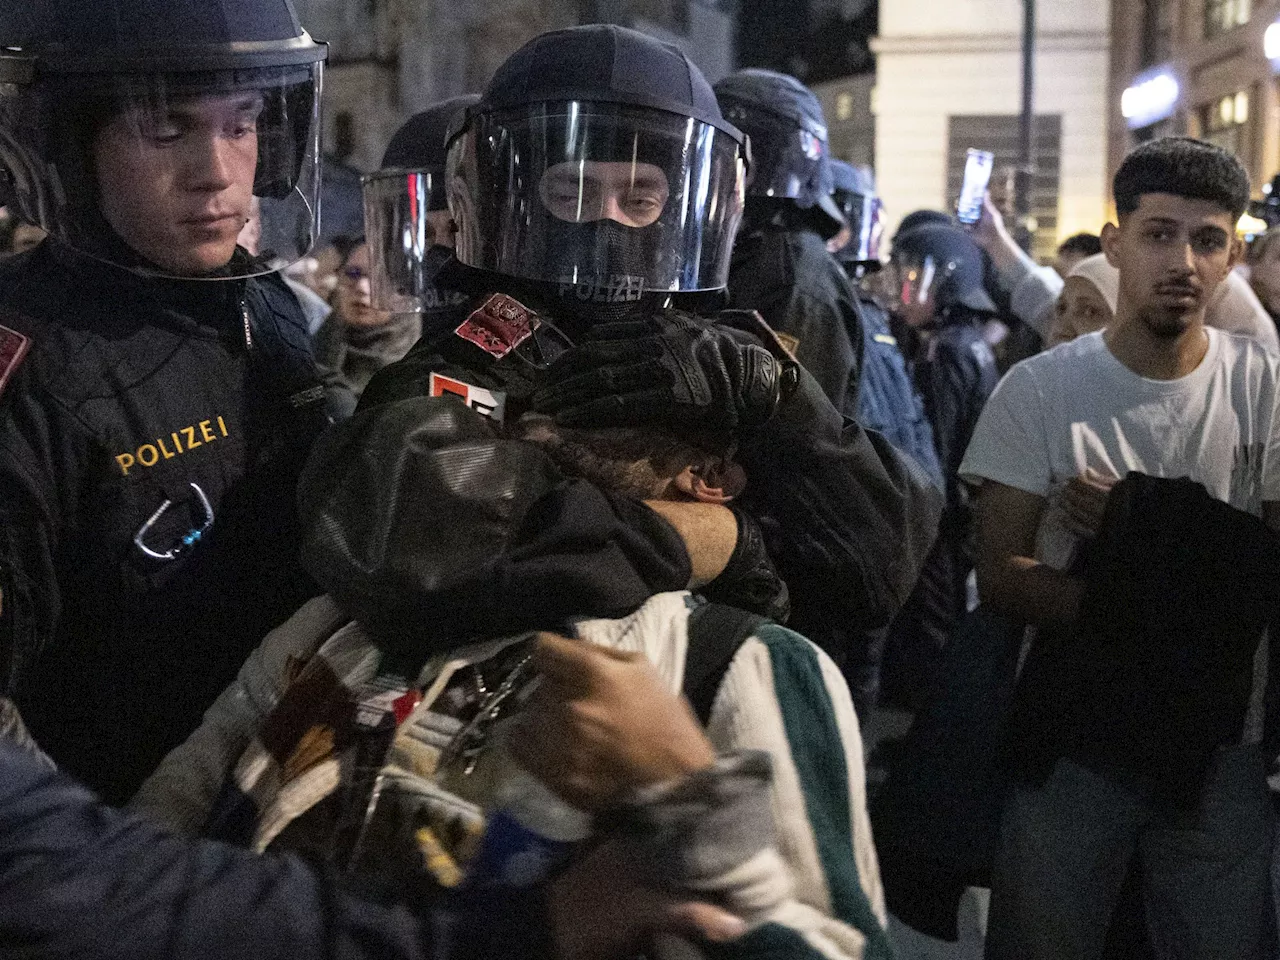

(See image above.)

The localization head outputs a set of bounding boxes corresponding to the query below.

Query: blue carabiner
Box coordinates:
[133,481,215,562]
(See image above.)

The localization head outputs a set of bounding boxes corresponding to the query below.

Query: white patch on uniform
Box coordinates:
[429,372,507,424]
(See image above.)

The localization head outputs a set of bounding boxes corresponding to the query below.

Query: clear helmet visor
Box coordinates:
[0,61,323,280]
[830,190,867,261]
[742,122,826,201]
[361,168,455,312]
[867,198,885,263]
[447,102,747,296]
[891,252,955,319]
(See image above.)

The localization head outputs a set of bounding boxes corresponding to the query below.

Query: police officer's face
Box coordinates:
[538,161,670,228]
[892,256,942,329]
[93,92,262,276]
[426,210,454,249]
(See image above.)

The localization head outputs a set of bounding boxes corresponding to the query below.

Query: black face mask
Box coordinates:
[542,218,662,325]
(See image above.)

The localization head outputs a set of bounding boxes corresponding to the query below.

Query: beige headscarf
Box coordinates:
[1068,253,1120,310]
[1048,254,1118,344]
[1208,270,1280,353]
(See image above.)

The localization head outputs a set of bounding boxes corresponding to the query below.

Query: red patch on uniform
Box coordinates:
[0,325,31,399]
[454,294,540,359]
[428,372,507,424]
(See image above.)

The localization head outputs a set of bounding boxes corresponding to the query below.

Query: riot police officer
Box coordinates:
[314,96,483,416]
[883,222,1001,706]
[302,25,942,667]
[361,94,480,337]
[0,0,329,802]
[830,160,942,488]
[826,159,944,716]
[715,68,867,418]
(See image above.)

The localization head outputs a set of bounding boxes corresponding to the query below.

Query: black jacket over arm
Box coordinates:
[727,226,866,418]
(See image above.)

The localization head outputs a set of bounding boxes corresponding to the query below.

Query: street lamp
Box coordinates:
[1014,0,1036,253]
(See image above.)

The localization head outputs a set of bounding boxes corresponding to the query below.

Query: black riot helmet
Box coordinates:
[896,209,955,237]
[0,0,327,280]
[890,222,997,319]
[445,24,748,310]
[713,69,844,240]
[830,160,883,268]
[363,95,479,313]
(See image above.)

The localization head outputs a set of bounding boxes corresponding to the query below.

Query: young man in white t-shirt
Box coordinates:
[960,137,1280,960]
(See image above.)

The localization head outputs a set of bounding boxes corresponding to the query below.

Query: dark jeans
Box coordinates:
[986,748,1272,960]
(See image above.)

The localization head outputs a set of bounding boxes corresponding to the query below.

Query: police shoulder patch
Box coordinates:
[454,294,540,359]
[0,324,31,399]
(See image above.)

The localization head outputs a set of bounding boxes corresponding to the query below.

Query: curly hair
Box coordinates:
[1113,137,1250,218]
[511,416,735,499]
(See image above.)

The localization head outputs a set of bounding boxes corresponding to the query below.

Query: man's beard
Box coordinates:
[1137,304,1196,339]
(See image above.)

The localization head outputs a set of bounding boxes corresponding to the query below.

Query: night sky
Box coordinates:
[737,0,877,83]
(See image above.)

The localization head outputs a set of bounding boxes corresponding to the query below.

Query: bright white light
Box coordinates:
[1266,22,1280,60]
[1238,212,1269,236]
[1121,73,1180,128]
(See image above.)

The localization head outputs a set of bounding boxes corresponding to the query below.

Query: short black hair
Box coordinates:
[1113,137,1250,218]
[1057,232,1102,258]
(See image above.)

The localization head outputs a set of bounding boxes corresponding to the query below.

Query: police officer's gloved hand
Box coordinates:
[532,315,787,434]
[699,507,790,622]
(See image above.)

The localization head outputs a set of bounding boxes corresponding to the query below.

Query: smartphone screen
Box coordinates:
[956,149,995,225]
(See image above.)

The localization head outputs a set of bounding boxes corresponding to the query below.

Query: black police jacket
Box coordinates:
[0,241,327,803]
[885,313,1002,704]
[907,312,1000,518]
[301,291,942,647]
[853,293,943,490]
[727,225,866,418]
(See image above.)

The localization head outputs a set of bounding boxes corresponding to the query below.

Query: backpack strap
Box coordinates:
[683,603,768,725]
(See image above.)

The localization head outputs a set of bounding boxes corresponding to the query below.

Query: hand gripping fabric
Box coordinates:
[532,313,782,434]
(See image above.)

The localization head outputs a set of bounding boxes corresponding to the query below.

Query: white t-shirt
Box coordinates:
[960,328,1280,741]
[960,328,1280,571]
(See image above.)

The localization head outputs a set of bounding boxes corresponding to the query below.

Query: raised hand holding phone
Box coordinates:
[957,148,995,225]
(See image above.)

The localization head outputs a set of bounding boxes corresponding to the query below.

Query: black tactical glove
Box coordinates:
[699,507,791,623]
[532,314,789,433]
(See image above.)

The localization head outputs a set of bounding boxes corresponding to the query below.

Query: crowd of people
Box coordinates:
[0,1,1277,959]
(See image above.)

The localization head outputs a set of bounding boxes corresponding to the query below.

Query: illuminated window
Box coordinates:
[1200,91,1251,159]
[1205,0,1251,39]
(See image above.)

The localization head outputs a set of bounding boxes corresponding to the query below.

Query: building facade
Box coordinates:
[1111,0,1280,200]
[871,0,1112,260]
[812,73,876,170]
[294,0,736,173]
